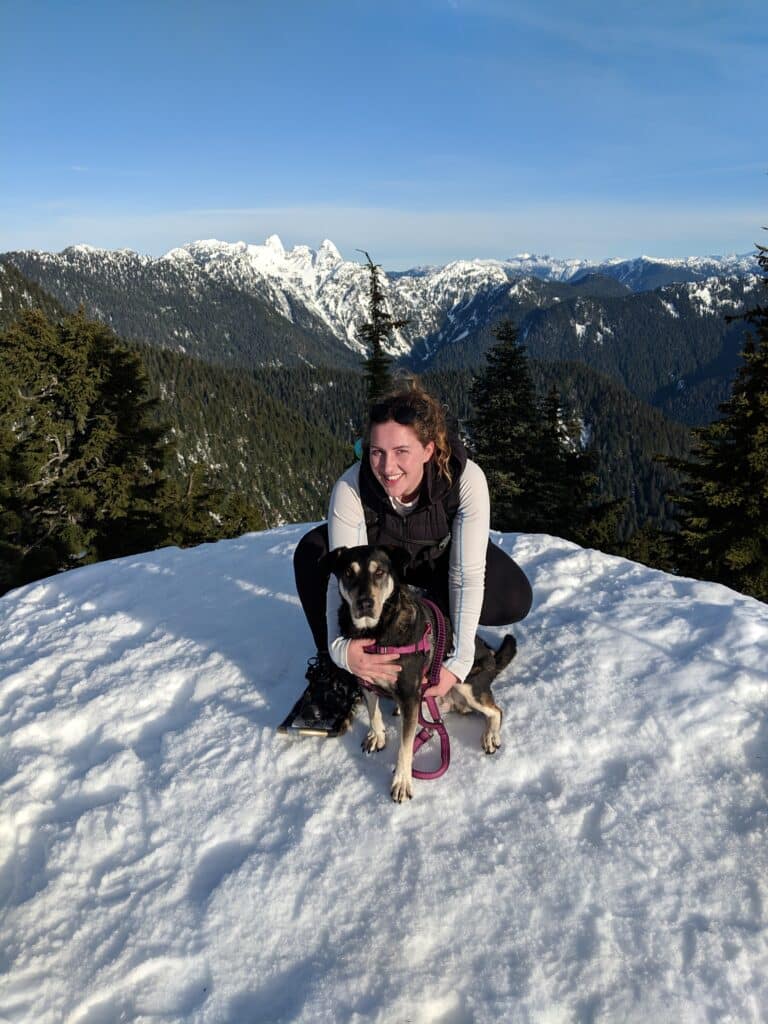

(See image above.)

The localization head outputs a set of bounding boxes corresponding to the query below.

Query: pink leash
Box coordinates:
[361,596,451,780]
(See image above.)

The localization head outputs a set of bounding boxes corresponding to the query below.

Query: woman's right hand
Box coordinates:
[346,637,401,685]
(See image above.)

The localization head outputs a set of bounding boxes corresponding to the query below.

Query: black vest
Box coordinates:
[358,437,467,571]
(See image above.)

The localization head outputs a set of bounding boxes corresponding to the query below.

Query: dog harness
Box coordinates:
[360,597,451,780]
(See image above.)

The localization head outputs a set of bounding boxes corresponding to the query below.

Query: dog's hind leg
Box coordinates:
[452,681,503,754]
[362,688,387,753]
[391,701,420,802]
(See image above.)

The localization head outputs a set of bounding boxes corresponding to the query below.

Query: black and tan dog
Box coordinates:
[323,544,517,801]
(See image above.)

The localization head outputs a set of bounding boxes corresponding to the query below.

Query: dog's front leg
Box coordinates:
[391,700,419,802]
[362,688,387,753]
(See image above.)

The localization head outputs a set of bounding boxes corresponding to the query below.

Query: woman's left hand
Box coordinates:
[424,665,459,697]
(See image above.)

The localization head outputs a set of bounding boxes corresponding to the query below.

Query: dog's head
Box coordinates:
[322,545,409,630]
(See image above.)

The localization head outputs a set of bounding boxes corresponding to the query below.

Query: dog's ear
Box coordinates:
[380,545,410,579]
[319,546,346,576]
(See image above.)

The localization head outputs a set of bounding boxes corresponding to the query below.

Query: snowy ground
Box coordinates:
[1,526,767,1024]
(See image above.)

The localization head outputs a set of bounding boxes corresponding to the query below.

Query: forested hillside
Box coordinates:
[4,245,758,432]
[253,362,689,540]
[420,276,758,427]
[2,258,750,592]
[138,347,352,525]
[5,247,359,369]
[0,258,691,541]
[0,260,68,323]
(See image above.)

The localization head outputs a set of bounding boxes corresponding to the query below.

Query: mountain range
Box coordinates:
[4,238,761,429]
[1,237,762,541]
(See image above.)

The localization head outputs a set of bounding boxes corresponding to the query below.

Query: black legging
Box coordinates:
[293,523,533,652]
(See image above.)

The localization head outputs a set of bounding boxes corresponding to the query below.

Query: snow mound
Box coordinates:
[1,528,767,1023]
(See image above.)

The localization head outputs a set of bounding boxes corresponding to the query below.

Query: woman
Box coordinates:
[293,384,533,722]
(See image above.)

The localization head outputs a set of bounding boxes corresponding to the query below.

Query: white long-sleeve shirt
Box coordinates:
[326,458,490,682]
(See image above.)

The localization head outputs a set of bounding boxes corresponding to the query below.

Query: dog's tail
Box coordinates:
[493,634,517,673]
[468,634,518,684]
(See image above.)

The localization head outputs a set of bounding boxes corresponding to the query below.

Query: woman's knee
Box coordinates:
[481,542,533,625]
[293,523,329,574]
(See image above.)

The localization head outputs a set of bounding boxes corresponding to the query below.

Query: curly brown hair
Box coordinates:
[366,378,453,483]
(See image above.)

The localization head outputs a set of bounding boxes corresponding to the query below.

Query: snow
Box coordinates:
[2,528,767,1023]
[16,239,756,368]
[691,283,715,311]
[264,233,286,255]
[64,243,104,255]
[681,277,752,318]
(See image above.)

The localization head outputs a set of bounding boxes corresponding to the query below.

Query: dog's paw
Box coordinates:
[390,772,413,802]
[362,729,387,753]
[482,727,501,754]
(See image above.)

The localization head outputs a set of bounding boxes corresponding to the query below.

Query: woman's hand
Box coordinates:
[346,637,402,685]
[424,665,459,698]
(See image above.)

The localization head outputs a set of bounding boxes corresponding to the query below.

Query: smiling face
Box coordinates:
[369,420,435,502]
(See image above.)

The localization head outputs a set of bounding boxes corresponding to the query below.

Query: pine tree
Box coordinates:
[469,325,622,543]
[665,242,768,601]
[537,386,624,546]
[0,308,265,594]
[357,251,407,402]
[468,321,544,531]
[157,467,265,547]
[0,309,171,589]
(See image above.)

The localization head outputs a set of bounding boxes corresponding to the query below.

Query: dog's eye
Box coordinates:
[343,567,355,579]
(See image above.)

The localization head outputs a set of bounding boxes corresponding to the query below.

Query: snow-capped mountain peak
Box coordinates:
[264,233,285,255]
[317,238,341,260]
[5,237,761,367]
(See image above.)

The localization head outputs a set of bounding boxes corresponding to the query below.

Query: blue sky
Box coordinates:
[1,0,765,267]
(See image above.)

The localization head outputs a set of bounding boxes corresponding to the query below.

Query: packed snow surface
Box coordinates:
[2,528,767,1023]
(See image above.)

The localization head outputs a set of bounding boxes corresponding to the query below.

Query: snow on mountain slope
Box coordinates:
[2,528,767,1023]
[162,236,394,354]
[164,239,759,354]
[161,240,523,355]
[6,238,759,364]
[681,274,761,317]
[597,254,760,292]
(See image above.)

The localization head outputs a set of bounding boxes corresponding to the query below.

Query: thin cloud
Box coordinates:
[449,0,766,73]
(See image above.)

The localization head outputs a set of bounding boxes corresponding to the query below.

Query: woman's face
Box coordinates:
[369,420,435,502]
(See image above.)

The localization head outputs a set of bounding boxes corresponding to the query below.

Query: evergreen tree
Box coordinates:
[157,467,265,547]
[0,308,171,589]
[468,321,544,531]
[664,242,768,601]
[621,521,675,572]
[0,308,264,594]
[469,324,623,543]
[537,386,577,533]
[536,386,624,546]
[357,251,407,402]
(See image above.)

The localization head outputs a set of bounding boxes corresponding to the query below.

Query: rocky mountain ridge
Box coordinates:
[5,237,758,364]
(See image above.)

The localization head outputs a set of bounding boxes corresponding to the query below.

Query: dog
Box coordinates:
[323,544,517,801]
